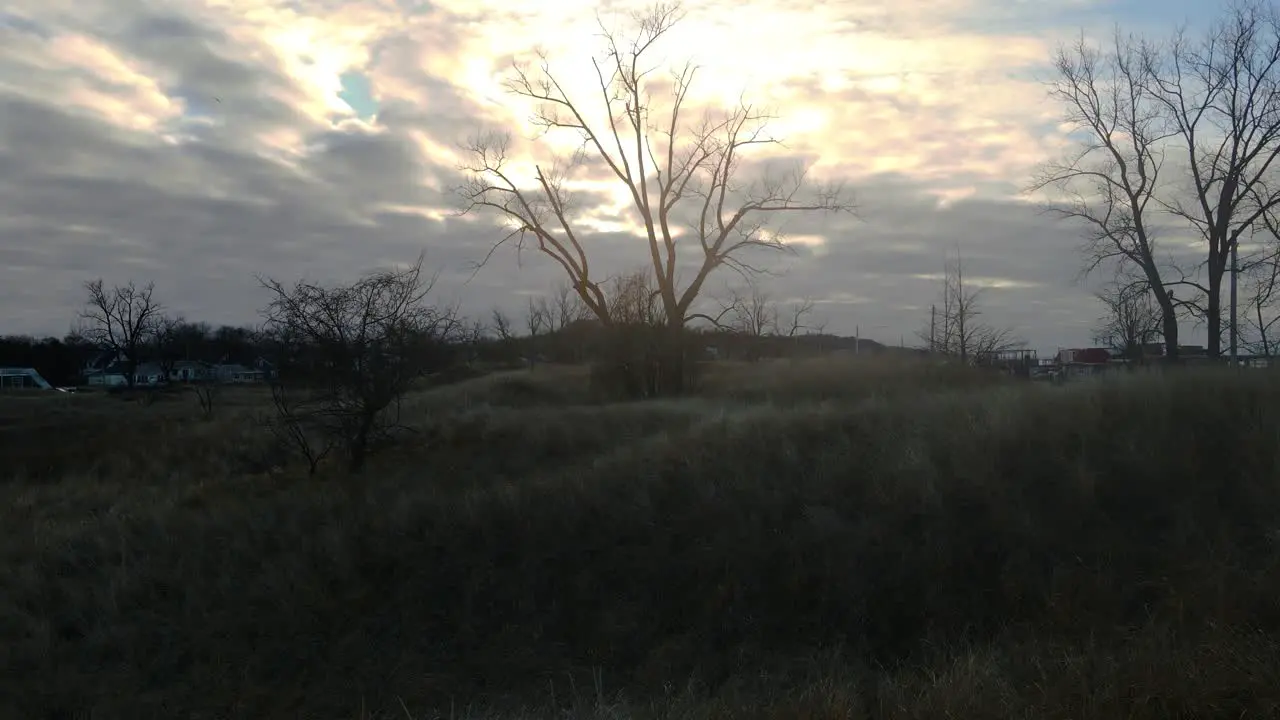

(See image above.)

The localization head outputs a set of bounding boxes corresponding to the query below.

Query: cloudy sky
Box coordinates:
[0,0,1224,352]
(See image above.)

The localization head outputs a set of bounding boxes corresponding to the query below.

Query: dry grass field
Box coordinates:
[3,357,1280,719]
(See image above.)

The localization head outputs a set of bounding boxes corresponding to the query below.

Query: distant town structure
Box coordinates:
[81,351,275,388]
[0,367,55,390]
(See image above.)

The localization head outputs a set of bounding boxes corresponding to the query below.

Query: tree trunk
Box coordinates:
[348,414,375,474]
[1207,256,1224,358]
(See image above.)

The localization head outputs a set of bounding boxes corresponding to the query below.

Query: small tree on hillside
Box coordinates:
[489,308,521,364]
[258,253,463,475]
[721,283,778,339]
[79,279,163,388]
[694,281,817,360]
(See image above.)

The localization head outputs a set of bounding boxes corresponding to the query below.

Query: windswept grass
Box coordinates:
[3,359,1280,718]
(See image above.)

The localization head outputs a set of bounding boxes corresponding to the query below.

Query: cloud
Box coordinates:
[0,0,1228,353]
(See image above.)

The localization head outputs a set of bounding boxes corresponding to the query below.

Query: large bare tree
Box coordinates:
[1143,0,1280,357]
[457,3,853,332]
[1038,3,1280,360]
[1031,30,1184,360]
[79,279,164,388]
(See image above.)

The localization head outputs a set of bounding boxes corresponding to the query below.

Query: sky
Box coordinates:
[0,0,1228,354]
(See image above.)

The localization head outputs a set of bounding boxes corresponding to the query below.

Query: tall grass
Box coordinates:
[2,360,1280,718]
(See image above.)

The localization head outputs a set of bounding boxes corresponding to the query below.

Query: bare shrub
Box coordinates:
[258,253,463,474]
[192,380,220,420]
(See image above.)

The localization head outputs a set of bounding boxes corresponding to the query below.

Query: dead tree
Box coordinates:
[193,380,220,420]
[607,268,664,326]
[78,279,163,388]
[490,308,515,342]
[457,4,853,392]
[548,281,590,331]
[695,281,816,359]
[722,283,778,338]
[532,281,592,363]
[1142,0,1280,357]
[918,254,1022,364]
[150,315,185,382]
[1092,274,1164,363]
[525,297,550,338]
[1243,259,1280,356]
[1241,219,1280,355]
[779,297,818,338]
[258,253,461,475]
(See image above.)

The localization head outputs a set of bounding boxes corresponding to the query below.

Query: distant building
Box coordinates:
[0,367,54,390]
[1056,347,1112,365]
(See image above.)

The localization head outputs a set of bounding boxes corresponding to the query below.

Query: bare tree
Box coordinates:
[490,308,515,342]
[532,281,593,364]
[193,381,220,420]
[778,297,818,338]
[1141,0,1280,357]
[150,314,185,382]
[1092,275,1164,362]
[488,307,522,364]
[607,268,664,326]
[696,282,816,336]
[258,253,462,475]
[1030,30,1183,360]
[919,254,1022,364]
[525,297,550,338]
[457,3,853,335]
[78,279,163,388]
[548,281,591,331]
[1240,223,1280,355]
[720,283,778,337]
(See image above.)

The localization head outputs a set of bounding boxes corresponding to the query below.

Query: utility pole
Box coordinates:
[855,325,860,355]
[1230,240,1239,366]
[929,304,937,354]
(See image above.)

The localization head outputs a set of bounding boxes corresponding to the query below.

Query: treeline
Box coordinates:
[1,302,898,391]
[0,324,270,387]
[0,335,97,387]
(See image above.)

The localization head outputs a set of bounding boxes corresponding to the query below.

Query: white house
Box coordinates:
[83,351,131,387]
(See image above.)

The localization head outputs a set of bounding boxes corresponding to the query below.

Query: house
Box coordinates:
[170,360,213,383]
[132,362,168,386]
[214,363,265,383]
[0,367,54,390]
[83,351,132,387]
